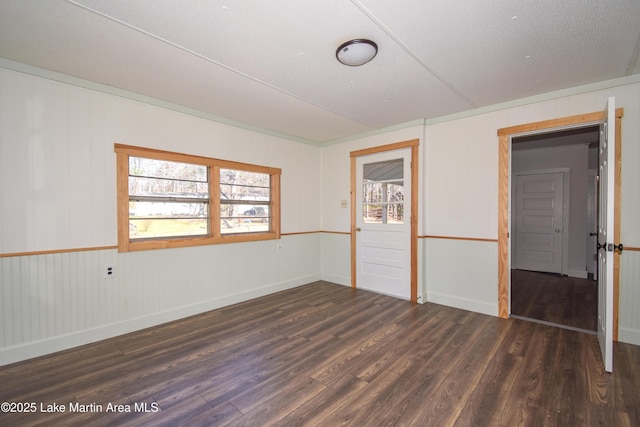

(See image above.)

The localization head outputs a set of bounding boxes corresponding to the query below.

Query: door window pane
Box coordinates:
[362,159,404,224]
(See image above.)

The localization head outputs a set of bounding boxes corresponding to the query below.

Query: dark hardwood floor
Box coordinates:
[1,281,638,426]
[511,269,598,332]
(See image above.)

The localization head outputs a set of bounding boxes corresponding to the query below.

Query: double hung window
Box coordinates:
[115,144,280,252]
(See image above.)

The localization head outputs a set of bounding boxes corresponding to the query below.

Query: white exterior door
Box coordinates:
[598,97,615,372]
[514,172,564,274]
[355,149,411,299]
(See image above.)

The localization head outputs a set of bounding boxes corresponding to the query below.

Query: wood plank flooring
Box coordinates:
[511,269,598,332]
[1,281,638,426]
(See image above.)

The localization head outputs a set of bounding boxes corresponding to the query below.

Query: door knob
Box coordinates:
[555,229,560,233]
[355,227,361,232]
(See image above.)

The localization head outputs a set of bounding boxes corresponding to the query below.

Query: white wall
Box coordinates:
[424,113,499,239]
[0,67,322,365]
[421,113,500,313]
[512,144,590,278]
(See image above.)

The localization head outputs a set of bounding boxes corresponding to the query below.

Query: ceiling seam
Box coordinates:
[625,31,640,76]
[63,0,379,130]
[0,58,322,146]
[349,0,478,109]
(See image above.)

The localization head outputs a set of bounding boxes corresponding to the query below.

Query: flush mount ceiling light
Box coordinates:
[336,39,378,66]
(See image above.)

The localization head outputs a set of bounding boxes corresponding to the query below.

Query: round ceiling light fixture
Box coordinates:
[336,39,378,66]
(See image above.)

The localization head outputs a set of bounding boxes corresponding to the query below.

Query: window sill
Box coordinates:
[119,232,281,253]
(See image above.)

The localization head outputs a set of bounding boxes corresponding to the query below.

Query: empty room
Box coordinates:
[1,1,640,425]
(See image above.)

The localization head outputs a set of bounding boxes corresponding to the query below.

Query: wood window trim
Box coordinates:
[114,144,281,252]
[497,109,623,339]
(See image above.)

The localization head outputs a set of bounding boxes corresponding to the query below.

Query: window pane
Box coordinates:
[129,177,208,199]
[240,205,269,218]
[363,182,404,203]
[130,201,208,218]
[129,201,208,239]
[129,218,208,239]
[220,170,270,200]
[220,169,271,234]
[362,180,404,224]
[220,204,269,234]
[220,184,270,201]
[220,218,270,234]
[363,204,382,223]
[220,169,269,187]
[386,203,404,223]
[220,204,270,218]
[128,156,210,240]
[130,157,207,181]
[362,203,404,224]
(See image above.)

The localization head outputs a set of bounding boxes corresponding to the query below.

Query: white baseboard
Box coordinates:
[320,273,350,287]
[567,269,588,279]
[0,274,320,367]
[426,292,498,317]
[618,327,640,346]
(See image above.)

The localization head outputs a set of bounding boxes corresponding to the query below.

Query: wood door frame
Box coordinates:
[350,139,419,303]
[498,109,623,339]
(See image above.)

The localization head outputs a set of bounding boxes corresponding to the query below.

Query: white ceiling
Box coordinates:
[1,0,639,145]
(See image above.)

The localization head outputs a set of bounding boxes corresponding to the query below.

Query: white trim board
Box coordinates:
[426,292,497,317]
[567,269,589,279]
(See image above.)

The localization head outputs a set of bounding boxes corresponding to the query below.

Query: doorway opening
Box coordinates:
[498,102,622,372]
[510,126,599,332]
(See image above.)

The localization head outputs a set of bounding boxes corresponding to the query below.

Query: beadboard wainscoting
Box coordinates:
[320,232,351,287]
[0,234,321,366]
[423,237,499,317]
[620,250,640,344]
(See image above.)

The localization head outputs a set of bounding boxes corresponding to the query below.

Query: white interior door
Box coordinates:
[587,169,598,279]
[355,149,411,299]
[514,172,564,274]
[598,97,615,372]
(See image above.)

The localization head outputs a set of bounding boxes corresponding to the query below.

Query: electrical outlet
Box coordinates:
[340,200,348,208]
[105,265,116,279]
[276,243,283,253]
